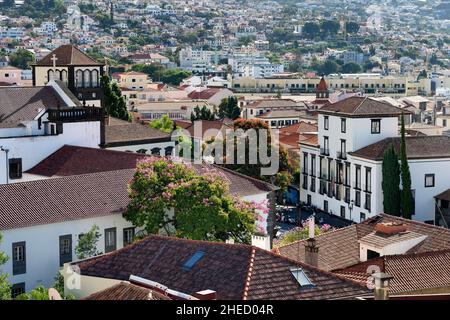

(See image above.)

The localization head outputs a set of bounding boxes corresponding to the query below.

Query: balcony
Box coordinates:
[336,151,347,160]
[47,107,104,123]
[319,180,327,195]
[364,194,371,212]
[327,182,334,198]
[310,178,316,192]
[302,174,308,190]
[344,187,351,203]
[320,148,330,156]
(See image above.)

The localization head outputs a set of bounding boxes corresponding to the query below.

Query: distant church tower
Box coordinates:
[316,76,329,101]
[32,45,105,106]
[311,76,330,109]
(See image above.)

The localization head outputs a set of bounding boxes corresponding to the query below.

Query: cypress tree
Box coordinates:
[101,75,130,121]
[382,145,401,216]
[400,113,414,219]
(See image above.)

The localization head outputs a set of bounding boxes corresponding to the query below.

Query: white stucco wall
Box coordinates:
[0,121,100,184]
[0,213,134,292]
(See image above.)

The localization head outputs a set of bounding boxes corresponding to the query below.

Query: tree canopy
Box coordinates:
[191,105,215,121]
[9,49,35,70]
[75,225,102,260]
[124,157,258,242]
[218,96,240,120]
[382,145,401,216]
[149,114,174,133]
[400,114,414,219]
[0,233,11,300]
[101,75,130,121]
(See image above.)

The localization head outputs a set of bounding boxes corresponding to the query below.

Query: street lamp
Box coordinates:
[348,200,354,222]
[0,146,9,184]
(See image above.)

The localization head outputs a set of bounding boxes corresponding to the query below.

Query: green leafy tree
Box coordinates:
[400,114,414,219]
[274,224,333,247]
[274,171,293,202]
[218,97,240,120]
[149,114,174,134]
[417,69,427,80]
[302,22,321,39]
[1,0,15,8]
[75,225,102,260]
[345,21,360,34]
[101,75,130,121]
[342,62,362,74]
[221,119,293,179]
[124,157,256,243]
[0,233,11,300]
[15,286,49,300]
[315,59,340,75]
[191,106,215,121]
[160,68,191,86]
[320,20,340,36]
[382,145,401,216]
[9,49,35,70]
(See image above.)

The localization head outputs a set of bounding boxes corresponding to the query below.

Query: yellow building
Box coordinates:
[32,45,105,106]
[232,74,431,97]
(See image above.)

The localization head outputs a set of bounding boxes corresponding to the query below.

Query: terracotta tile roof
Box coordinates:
[35,45,103,66]
[82,282,170,300]
[316,76,328,91]
[243,99,299,109]
[276,225,363,271]
[435,189,450,202]
[26,145,144,177]
[185,120,233,140]
[187,88,221,100]
[0,169,133,231]
[300,134,319,147]
[318,97,406,118]
[276,213,450,271]
[349,136,450,161]
[0,86,68,128]
[278,121,318,135]
[1,148,276,230]
[75,235,370,300]
[257,109,303,119]
[334,250,450,294]
[105,118,171,146]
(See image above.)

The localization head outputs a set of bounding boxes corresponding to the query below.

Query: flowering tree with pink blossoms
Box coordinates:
[124,157,257,243]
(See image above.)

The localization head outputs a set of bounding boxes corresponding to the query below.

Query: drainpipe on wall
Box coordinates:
[0,146,9,184]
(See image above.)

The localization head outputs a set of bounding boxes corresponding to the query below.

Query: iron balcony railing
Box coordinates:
[47,107,104,123]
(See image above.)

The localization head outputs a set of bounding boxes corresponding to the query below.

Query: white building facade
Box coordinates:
[300,97,450,224]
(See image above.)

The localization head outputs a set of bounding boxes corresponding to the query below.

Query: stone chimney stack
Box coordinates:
[372,273,394,300]
[305,238,319,267]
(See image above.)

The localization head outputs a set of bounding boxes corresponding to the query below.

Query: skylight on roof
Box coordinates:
[290,268,314,287]
[182,251,205,270]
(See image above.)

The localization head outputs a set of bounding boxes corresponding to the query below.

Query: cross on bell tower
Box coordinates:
[50,54,58,80]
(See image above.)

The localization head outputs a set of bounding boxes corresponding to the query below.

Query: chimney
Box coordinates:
[305,238,319,267]
[372,272,394,300]
[194,289,217,300]
[304,217,319,267]
[251,235,271,250]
